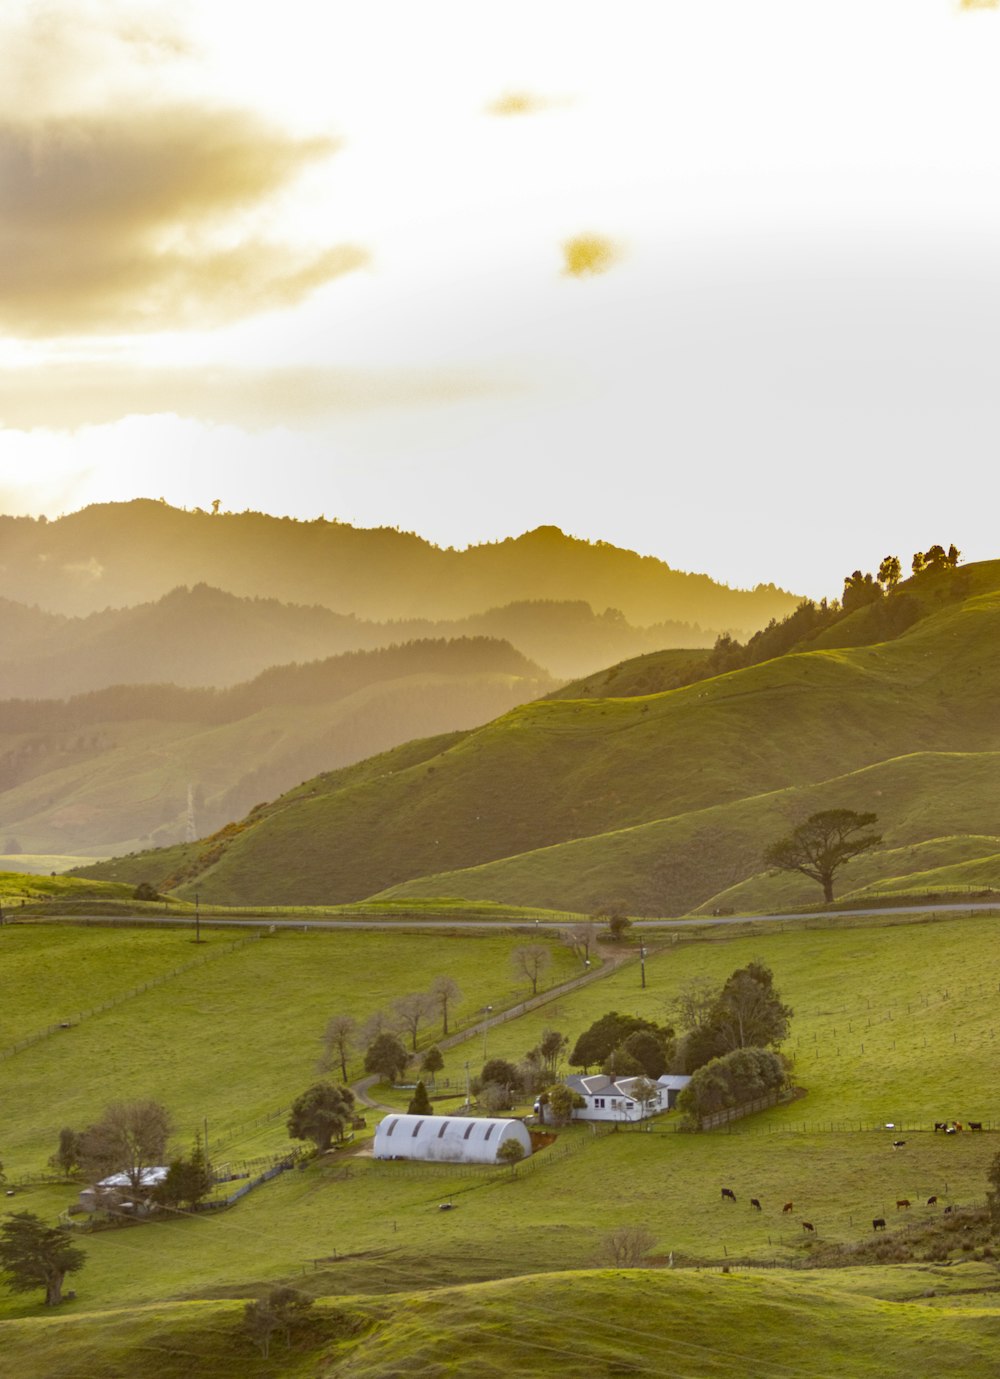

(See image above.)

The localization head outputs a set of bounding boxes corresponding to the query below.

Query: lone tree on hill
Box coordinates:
[407,1080,433,1116]
[429,975,462,1035]
[422,1045,444,1083]
[287,1082,355,1153]
[393,992,434,1052]
[0,1211,86,1306]
[764,809,882,903]
[512,943,551,995]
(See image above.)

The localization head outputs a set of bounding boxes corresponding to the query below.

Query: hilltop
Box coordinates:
[0,501,797,631]
[75,557,1000,910]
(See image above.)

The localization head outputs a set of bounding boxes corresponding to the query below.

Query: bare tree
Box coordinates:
[79,1099,172,1193]
[393,992,434,1051]
[318,1014,357,1081]
[539,1029,568,1078]
[358,1008,392,1049]
[670,976,719,1033]
[512,944,551,995]
[564,921,597,963]
[429,974,462,1035]
[596,1224,656,1267]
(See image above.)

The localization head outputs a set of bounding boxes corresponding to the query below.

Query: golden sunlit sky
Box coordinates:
[1,0,999,598]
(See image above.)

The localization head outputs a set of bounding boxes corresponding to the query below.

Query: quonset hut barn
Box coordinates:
[373,1114,532,1165]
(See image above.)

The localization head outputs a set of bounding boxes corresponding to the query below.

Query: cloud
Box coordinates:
[561,235,621,278]
[0,363,514,430]
[485,91,561,117]
[0,104,365,336]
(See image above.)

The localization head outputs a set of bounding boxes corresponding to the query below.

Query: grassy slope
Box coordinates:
[76,572,999,908]
[3,915,1000,1373]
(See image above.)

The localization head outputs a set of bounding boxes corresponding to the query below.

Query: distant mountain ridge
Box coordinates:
[0,500,799,629]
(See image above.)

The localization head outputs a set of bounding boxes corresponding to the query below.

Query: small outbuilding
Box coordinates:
[373,1114,532,1165]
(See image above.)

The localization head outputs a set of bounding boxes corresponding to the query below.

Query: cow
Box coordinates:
[969,1122,983,1131]
[934,1121,948,1132]
[952,1122,964,1131]
[944,1205,954,1214]
[721,1188,737,1202]
[872,1217,886,1231]
[892,1140,906,1148]
[896,1199,911,1209]
[801,1221,815,1232]
[750,1198,762,1211]
[782,1201,793,1213]
[926,1195,938,1206]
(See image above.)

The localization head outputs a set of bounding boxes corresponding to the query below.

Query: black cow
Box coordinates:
[801,1221,815,1232]
[721,1188,737,1202]
[750,1198,761,1211]
[872,1217,886,1231]
[969,1122,983,1131]
[892,1140,906,1148]
[896,1199,910,1209]
[926,1195,937,1206]
[934,1121,948,1132]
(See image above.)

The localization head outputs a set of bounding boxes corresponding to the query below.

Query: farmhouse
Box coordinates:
[563,1073,691,1123]
[78,1166,170,1214]
[373,1114,532,1165]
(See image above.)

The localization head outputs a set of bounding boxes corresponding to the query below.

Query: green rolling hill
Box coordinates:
[74,560,1000,909]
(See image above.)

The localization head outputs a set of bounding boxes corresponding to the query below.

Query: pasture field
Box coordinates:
[3,910,1000,1376]
[0,924,580,1174]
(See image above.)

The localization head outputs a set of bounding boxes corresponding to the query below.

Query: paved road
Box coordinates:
[18,899,1000,932]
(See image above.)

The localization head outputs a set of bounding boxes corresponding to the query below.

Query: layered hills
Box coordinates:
[0,500,796,630]
[75,558,1000,910]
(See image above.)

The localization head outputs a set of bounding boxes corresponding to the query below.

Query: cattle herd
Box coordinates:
[717,1118,986,1236]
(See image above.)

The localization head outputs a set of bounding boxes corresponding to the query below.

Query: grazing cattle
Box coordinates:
[969,1122,983,1131]
[944,1205,954,1215]
[872,1217,886,1231]
[896,1199,910,1209]
[926,1195,938,1206]
[892,1140,906,1148]
[782,1201,793,1213]
[952,1121,964,1131]
[721,1188,737,1202]
[801,1221,815,1232]
[750,1198,762,1211]
[934,1121,948,1132]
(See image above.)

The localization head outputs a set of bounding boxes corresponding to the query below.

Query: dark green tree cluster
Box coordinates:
[0,1212,86,1306]
[154,1136,213,1210]
[911,543,960,575]
[676,1047,786,1123]
[676,963,792,1073]
[363,1032,409,1084]
[287,1082,355,1153]
[568,1011,675,1075]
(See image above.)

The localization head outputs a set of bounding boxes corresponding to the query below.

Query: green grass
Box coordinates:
[74,566,1000,913]
[0,924,580,1176]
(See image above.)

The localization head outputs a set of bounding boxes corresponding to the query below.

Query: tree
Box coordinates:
[542,1083,583,1126]
[621,1028,671,1079]
[877,555,902,589]
[596,1224,656,1268]
[565,921,597,962]
[79,1099,172,1194]
[708,962,793,1054]
[512,943,551,995]
[154,1136,213,1210]
[132,881,161,902]
[364,1032,409,1084]
[421,1045,444,1084]
[318,1014,356,1081]
[677,1047,786,1123]
[569,1012,674,1070]
[602,1048,643,1078]
[630,1076,660,1116]
[429,974,462,1035]
[48,1128,83,1177]
[842,570,883,613]
[763,809,882,903]
[539,1029,568,1079]
[0,1212,86,1306]
[602,911,632,942]
[497,1139,525,1171]
[407,1080,433,1116]
[987,1150,1000,1228]
[393,992,433,1052]
[287,1082,355,1153]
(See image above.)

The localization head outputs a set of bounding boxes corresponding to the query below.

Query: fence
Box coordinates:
[698,1088,794,1131]
[0,931,266,1064]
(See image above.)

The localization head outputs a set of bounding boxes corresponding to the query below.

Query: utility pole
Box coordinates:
[195,890,201,944]
[640,943,647,989]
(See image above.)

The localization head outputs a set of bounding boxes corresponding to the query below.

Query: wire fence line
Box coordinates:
[0,931,267,1064]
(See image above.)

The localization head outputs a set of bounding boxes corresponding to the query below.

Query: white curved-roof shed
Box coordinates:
[374,1114,532,1165]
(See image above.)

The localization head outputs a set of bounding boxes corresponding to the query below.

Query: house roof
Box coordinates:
[96,1166,169,1189]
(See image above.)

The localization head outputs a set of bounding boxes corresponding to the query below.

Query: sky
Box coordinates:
[1,0,999,599]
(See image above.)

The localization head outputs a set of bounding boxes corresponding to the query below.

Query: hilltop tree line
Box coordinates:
[706,541,962,679]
